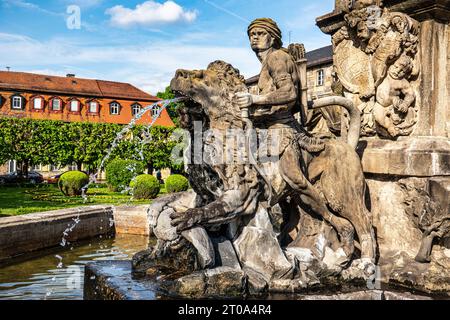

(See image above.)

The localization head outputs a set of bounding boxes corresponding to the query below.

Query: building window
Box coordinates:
[69,99,80,112]
[131,103,141,117]
[50,164,59,172]
[317,69,325,86]
[51,98,62,111]
[33,97,43,110]
[151,105,161,119]
[8,160,17,173]
[31,164,42,172]
[68,163,78,171]
[11,95,24,110]
[88,101,99,114]
[110,102,121,115]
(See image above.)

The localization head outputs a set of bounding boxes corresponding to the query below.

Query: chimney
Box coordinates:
[66,73,76,78]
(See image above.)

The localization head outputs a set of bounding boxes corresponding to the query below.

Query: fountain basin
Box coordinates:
[0,206,114,264]
[84,260,437,300]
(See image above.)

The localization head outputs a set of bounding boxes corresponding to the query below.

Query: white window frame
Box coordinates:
[151,106,161,119]
[31,164,42,171]
[317,69,325,87]
[33,97,43,110]
[52,98,61,111]
[89,101,98,113]
[70,99,80,112]
[12,96,23,110]
[8,160,17,173]
[131,103,141,117]
[110,102,120,115]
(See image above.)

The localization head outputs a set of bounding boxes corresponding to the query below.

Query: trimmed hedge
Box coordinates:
[58,171,89,196]
[130,174,160,200]
[106,159,145,192]
[165,174,189,193]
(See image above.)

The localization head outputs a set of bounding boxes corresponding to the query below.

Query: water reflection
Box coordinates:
[0,234,152,300]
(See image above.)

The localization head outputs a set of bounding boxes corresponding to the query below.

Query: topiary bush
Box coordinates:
[165,174,189,193]
[129,174,160,200]
[58,171,89,196]
[105,159,145,192]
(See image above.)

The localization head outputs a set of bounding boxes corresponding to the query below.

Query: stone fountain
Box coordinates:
[84,0,449,300]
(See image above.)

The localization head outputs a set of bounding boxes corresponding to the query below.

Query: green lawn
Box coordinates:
[0,184,166,216]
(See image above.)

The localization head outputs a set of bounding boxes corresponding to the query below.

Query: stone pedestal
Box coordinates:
[317,0,450,294]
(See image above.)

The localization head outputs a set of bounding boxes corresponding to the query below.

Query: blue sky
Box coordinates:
[0,0,334,94]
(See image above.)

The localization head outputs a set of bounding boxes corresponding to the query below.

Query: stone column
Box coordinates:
[316,0,450,293]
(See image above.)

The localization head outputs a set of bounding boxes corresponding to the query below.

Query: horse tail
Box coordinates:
[308,96,361,149]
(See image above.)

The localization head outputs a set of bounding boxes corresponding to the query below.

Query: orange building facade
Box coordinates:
[0,71,175,176]
[0,71,174,127]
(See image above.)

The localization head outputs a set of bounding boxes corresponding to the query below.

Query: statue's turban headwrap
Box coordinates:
[247,18,283,48]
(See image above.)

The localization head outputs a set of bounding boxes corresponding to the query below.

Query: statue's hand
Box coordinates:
[170,208,203,232]
[360,88,375,100]
[235,92,255,109]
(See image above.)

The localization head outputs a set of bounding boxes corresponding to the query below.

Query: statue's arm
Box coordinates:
[253,56,298,107]
[395,83,415,113]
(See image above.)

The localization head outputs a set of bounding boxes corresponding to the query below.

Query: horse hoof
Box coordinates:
[355,258,376,277]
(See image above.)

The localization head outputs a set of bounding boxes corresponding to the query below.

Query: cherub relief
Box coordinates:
[373,54,416,137]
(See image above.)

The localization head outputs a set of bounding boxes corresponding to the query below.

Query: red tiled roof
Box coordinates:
[0,71,160,102]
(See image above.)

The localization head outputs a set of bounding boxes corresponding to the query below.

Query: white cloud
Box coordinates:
[106,1,198,28]
[0,32,259,94]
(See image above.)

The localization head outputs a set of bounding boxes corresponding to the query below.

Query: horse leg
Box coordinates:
[314,142,376,264]
[279,146,355,258]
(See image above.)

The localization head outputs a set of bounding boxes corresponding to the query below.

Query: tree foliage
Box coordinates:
[0,118,183,175]
[156,86,183,126]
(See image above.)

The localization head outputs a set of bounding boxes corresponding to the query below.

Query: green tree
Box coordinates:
[0,118,56,175]
[156,86,182,126]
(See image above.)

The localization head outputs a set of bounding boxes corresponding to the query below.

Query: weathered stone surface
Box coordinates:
[84,261,158,300]
[167,190,200,213]
[153,208,178,242]
[114,205,150,236]
[132,239,199,276]
[243,266,269,295]
[182,227,215,269]
[300,290,383,300]
[211,236,241,269]
[358,138,450,176]
[269,279,308,293]
[173,272,206,297]
[205,267,246,297]
[388,250,450,295]
[367,179,423,259]
[233,207,294,281]
[84,261,444,300]
[383,291,432,300]
[0,206,114,264]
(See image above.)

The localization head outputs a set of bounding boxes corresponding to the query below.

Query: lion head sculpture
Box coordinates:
[170,60,247,129]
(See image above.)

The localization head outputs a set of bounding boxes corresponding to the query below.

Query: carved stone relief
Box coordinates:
[332,3,420,138]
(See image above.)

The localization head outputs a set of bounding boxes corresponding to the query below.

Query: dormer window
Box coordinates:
[69,99,80,113]
[51,97,62,111]
[88,100,99,114]
[131,103,141,117]
[11,95,24,110]
[110,102,121,115]
[32,96,44,110]
[151,105,162,119]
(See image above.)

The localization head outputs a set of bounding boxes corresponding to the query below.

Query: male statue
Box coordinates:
[234,18,355,248]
